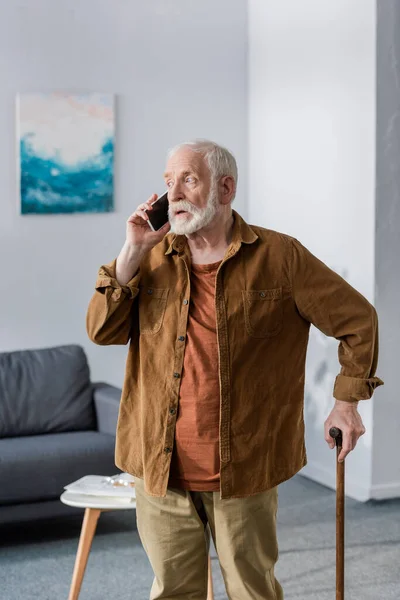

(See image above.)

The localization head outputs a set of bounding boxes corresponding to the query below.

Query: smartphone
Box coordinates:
[145,192,169,232]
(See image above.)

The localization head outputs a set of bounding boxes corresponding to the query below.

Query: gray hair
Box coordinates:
[167,139,238,200]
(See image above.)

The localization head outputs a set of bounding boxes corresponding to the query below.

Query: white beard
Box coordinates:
[168,185,219,235]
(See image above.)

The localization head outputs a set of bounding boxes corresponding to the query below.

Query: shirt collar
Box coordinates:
[164,210,258,256]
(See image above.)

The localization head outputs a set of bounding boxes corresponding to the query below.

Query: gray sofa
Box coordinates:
[0,344,122,525]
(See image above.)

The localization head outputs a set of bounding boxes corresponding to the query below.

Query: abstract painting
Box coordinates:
[17,92,114,214]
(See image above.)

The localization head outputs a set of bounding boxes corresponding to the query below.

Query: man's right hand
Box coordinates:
[116,195,171,287]
[126,194,171,251]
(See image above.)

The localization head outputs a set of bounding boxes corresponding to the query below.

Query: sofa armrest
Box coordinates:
[92,382,122,436]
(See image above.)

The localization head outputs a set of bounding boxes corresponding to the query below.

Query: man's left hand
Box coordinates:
[324,400,366,463]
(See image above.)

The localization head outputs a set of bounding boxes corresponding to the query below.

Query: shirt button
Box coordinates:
[178,336,185,342]
[169,408,176,415]
[164,447,172,453]
[260,292,266,298]
[183,299,189,305]
[147,288,153,295]
[173,372,180,378]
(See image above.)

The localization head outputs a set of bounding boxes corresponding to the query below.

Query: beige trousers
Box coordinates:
[134,478,284,600]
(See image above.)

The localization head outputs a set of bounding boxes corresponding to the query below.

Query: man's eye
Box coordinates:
[185,177,194,183]
[167,181,173,188]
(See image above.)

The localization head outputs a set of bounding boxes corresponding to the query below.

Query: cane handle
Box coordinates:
[329,427,343,447]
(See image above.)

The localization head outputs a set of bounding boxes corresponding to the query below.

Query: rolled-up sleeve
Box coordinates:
[86,259,141,345]
[290,238,384,402]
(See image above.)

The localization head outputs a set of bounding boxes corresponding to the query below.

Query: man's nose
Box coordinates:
[168,182,185,203]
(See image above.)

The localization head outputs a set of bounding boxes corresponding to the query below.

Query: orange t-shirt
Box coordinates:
[168,260,222,492]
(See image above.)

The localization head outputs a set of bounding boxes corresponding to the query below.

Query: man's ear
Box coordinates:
[219,176,235,204]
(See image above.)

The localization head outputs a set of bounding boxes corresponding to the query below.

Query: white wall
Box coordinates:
[0,0,248,387]
[248,0,377,500]
[372,0,400,500]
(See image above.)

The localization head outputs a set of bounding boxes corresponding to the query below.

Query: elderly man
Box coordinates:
[87,140,383,600]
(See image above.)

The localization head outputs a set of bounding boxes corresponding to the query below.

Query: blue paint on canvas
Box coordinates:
[20,134,114,214]
[17,93,115,215]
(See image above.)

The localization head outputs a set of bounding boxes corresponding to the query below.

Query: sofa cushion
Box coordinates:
[0,431,117,504]
[0,345,95,438]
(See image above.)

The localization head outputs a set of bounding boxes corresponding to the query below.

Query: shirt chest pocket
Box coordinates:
[242,288,283,338]
[139,287,169,335]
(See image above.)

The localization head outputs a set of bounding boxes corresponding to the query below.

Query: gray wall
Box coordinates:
[373,0,400,495]
[0,0,248,386]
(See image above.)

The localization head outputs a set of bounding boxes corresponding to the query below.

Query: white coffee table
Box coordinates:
[60,490,136,600]
[60,487,214,600]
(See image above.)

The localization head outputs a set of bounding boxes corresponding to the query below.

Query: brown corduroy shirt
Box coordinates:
[86,210,383,499]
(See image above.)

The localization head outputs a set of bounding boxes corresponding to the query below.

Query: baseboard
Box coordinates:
[369,481,400,500]
[300,461,372,502]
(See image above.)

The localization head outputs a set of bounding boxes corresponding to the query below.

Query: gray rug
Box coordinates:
[0,475,399,599]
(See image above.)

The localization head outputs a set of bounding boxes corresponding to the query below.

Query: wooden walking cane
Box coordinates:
[329,427,345,600]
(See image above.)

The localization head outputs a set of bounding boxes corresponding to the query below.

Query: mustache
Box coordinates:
[169,201,200,216]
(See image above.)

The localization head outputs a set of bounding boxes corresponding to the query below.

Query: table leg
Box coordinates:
[207,553,214,600]
[68,507,102,600]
